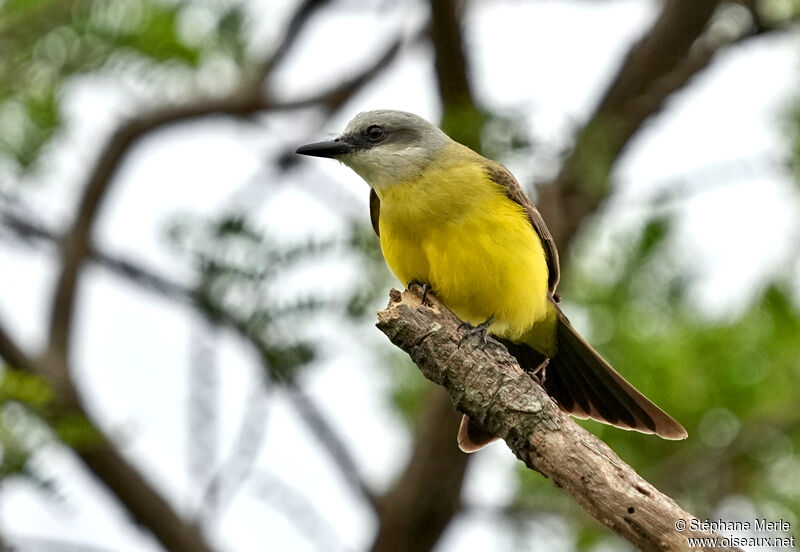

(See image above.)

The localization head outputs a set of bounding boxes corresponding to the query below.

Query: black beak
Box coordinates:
[295,139,357,158]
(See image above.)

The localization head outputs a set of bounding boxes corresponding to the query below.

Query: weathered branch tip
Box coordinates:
[376,287,741,552]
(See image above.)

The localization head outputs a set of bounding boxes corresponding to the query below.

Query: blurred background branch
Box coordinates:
[0,0,799,550]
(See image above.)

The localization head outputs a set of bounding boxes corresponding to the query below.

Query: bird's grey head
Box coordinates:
[296,110,450,189]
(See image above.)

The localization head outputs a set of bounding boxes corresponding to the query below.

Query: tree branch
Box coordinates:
[1,358,218,552]
[45,32,406,362]
[428,0,472,108]
[0,206,380,514]
[376,287,743,552]
[539,0,721,248]
[284,380,380,512]
[369,2,478,550]
[254,472,354,552]
[45,86,264,360]
[74,421,218,552]
[259,0,332,77]
[370,385,468,552]
[0,316,34,372]
[0,206,192,303]
[201,295,380,511]
[25,28,406,552]
[0,205,219,551]
[198,384,271,519]
[0,1,411,547]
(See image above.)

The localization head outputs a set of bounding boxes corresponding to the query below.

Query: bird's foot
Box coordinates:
[530,357,550,386]
[407,280,434,306]
[458,317,494,350]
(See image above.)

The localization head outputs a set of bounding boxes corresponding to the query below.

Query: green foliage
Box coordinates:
[758,0,800,26]
[260,343,314,381]
[169,214,391,383]
[441,102,487,154]
[216,7,247,65]
[0,368,54,407]
[386,349,428,424]
[567,114,627,197]
[89,1,200,64]
[51,412,103,449]
[0,0,249,168]
[169,214,316,381]
[0,367,103,487]
[0,368,52,483]
[513,215,800,548]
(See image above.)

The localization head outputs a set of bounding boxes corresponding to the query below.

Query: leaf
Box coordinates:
[0,369,55,409]
[112,3,200,64]
[0,0,252,169]
[52,412,104,449]
[261,343,315,381]
[217,6,246,64]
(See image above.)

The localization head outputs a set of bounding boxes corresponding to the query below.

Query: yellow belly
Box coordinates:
[376,165,555,353]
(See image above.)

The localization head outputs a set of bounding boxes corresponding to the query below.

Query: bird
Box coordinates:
[296,110,687,452]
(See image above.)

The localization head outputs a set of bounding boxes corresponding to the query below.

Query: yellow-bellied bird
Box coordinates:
[297,110,686,452]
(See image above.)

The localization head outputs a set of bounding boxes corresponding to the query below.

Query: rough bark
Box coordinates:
[377,287,743,552]
[370,1,479,550]
[370,1,745,550]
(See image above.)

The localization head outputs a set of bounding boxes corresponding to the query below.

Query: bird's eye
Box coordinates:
[366,124,385,142]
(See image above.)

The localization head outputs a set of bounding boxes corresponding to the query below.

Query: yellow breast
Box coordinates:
[376,159,554,349]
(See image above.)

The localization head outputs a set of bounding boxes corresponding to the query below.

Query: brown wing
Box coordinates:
[486,165,560,296]
[369,188,380,237]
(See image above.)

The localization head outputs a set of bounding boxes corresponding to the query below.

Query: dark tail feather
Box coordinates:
[543,307,687,440]
[454,308,687,453]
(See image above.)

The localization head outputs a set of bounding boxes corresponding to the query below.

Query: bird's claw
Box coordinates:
[408,280,433,306]
[530,358,549,386]
[458,317,494,349]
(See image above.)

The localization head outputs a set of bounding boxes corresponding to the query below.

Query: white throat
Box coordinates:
[340,144,437,190]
